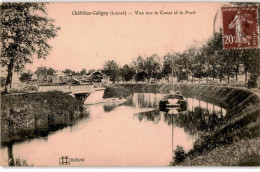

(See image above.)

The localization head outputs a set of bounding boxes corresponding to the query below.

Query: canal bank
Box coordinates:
[1,84,259,166]
[107,83,260,166]
[1,91,87,146]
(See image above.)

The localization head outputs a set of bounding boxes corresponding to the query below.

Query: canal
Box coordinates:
[1,93,226,166]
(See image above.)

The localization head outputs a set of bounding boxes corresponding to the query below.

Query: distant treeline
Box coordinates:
[15,31,260,87]
[102,30,260,87]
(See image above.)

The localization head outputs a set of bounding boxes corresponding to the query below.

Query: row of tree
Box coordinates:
[19,67,98,83]
[103,30,260,87]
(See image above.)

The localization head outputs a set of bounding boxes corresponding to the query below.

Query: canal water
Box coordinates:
[1,93,226,166]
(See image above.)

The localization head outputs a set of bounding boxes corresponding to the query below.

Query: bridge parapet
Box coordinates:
[38,85,70,92]
[70,85,94,92]
[38,84,93,94]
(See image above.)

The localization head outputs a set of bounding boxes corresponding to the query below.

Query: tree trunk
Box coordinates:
[212,66,215,84]
[7,143,14,166]
[5,59,14,93]
[245,70,248,87]
[235,65,239,83]
[235,71,238,83]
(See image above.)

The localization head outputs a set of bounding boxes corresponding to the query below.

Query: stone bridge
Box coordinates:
[38,84,95,102]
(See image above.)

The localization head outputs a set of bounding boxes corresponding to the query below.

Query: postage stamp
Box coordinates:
[222,6,259,49]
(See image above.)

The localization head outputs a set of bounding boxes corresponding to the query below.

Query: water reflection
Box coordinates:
[132,94,226,135]
[132,93,163,108]
[1,93,227,166]
[132,93,227,152]
[103,104,117,112]
[134,109,161,124]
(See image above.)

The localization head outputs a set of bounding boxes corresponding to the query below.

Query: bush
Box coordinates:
[19,72,32,83]
[174,145,186,164]
[1,77,6,87]
[238,153,260,166]
[103,86,131,99]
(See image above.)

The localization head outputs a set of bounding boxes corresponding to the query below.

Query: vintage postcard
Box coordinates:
[0,1,260,167]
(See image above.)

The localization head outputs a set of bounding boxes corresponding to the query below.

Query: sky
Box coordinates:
[26,2,224,72]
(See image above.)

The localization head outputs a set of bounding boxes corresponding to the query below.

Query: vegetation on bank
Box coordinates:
[1,83,259,166]
[103,85,133,99]
[1,91,87,146]
[110,83,260,166]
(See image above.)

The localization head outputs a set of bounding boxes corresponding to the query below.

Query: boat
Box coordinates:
[159,92,187,111]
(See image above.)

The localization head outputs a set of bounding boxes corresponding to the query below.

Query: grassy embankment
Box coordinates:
[105,83,260,166]
[1,91,87,146]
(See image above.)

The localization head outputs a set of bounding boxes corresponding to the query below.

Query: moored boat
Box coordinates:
[159,92,187,111]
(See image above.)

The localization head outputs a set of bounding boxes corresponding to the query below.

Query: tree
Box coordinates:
[46,67,55,75]
[193,46,207,83]
[182,47,195,82]
[162,53,173,78]
[88,69,96,74]
[35,67,55,75]
[132,55,162,82]
[133,56,146,82]
[35,66,48,76]
[103,60,120,83]
[204,31,224,83]
[80,68,87,75]
[1,3,60,93]
[221,50,235,85]
[120,64,135,82]
[240,49,260,87]
[144,54,162,81]
[63,69,75,75]
[19,72,32,82]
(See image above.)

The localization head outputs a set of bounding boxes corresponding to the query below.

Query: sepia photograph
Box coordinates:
[0,0,260,167]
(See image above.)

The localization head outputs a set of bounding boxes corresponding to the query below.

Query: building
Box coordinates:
[52,70,68,83]
[90,71,111,84]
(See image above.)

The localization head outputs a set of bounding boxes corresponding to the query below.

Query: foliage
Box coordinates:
[35,67,55,75]
[132,55,162,82]
[88,69,96,74]
[19,72,32,82]
[1,2,60,92]
[238,153,260,166]
[120,64,135,82]
[103,60,120,83]
[103,86,132,99]
[174,145,186,164]
[1,91,85,145]
[80,68,87,75]
[63,69,75,75]
[46,68,55,75]
[1,77,6,87]
[143,54,162,80]
[161,53,173,77]
[133,56,146,82]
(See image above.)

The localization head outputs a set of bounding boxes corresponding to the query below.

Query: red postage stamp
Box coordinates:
[222,6,259,49]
